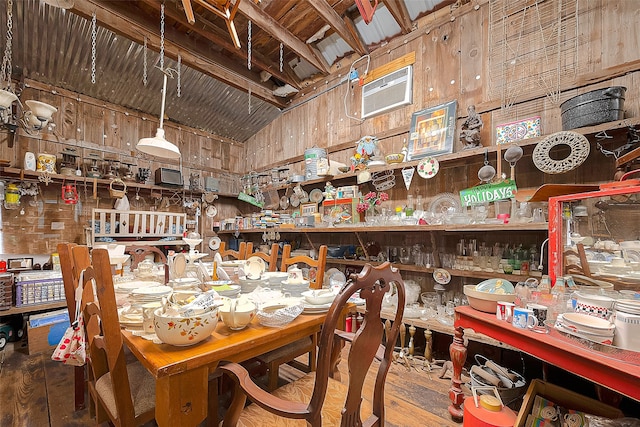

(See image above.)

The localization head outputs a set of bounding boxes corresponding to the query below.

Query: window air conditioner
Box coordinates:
[361,65,413,119]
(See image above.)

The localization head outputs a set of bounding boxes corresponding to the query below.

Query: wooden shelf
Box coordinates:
[219,222,548,234]
[0,167,239,198]
[255,116,640,191]
[326,258,540,281]
[1,301,66,316]
[354,306,515,350]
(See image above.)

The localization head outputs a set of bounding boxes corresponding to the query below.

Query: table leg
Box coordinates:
[448,326,467,422]
[155,367,209,427]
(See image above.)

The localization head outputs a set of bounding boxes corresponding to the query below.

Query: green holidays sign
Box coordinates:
[238,192,264,208]
[459,180,517,207]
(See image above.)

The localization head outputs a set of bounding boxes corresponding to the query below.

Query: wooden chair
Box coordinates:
[80,247,157,427]
[255,244,328,391]
[219,262,405,427]
[218,241,248,260]
[125,245,169,283]
[245,242,279,272]
[57,243,86,412]
[280,244,328,290]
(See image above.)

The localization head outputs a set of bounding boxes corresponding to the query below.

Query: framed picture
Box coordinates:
[407,100,457,161]
[300,202,318,216]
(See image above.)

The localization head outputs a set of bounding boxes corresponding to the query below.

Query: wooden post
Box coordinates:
[448,326,467,422]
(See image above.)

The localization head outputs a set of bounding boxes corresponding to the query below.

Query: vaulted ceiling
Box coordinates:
[1,0,454,142]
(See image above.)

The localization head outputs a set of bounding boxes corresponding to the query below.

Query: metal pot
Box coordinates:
[560,86,626,130]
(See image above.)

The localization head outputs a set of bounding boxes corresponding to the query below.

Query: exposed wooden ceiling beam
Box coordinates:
[382,0,412,34]
[304,0,368,57]
[237,0,330,74]
[192,0,242,48]
[181,0,196,24]
[70,0,287,108]
[143,0,302,89]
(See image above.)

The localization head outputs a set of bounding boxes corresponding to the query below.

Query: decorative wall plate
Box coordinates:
[533,131,590,174]
[417,157,439,179]
[205,204,218,218]
[433,268,451,285]
[208,236,221,250]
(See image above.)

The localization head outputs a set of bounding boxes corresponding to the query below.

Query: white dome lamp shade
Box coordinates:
[0,90,18,124]
[136,72,181,159]
[23,100,58,131]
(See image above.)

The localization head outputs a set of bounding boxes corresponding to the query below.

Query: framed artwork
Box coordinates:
[407,100,457,160]
[300,202,318,216]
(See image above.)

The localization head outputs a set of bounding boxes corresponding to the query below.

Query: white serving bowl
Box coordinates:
[561,312,615,335]
[302,289,337,305]
[574,292,615,319]
[463,285,516,313]
[154,307,218,346]
[261,271,289,286]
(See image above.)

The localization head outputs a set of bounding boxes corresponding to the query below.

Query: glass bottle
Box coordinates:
[514,281,531,308]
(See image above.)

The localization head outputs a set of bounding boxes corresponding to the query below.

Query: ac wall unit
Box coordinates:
[361,65,413,119]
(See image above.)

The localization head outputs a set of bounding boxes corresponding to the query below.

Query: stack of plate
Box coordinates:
[115,280,164,294]
[129,285,173,304]
[302,302,332,314]
[281,279,310,297]
[554,312,615,345]
[239,277,268,293]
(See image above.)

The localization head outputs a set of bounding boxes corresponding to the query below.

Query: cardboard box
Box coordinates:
[27,309,70,355]
[322,198,360,225]
[515,379,624,427]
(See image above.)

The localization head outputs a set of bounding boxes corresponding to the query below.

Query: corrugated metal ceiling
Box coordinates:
[0,0,448,143]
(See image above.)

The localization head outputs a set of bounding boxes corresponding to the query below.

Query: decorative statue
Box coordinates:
[460,105,483,150]
[323,181,336,200]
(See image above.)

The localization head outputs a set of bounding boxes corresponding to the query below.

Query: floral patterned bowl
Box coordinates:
[154,307,219,346]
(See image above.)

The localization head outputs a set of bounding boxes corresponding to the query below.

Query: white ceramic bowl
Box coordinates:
[261,271,289,286]
[574,292,615,319]
[463,285,516,313]
[154,307,218,346]
[561,312,615,335]
[302,289,337,305]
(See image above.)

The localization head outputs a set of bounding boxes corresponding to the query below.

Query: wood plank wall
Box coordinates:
[242,0,640,210]
[0,81,245,255]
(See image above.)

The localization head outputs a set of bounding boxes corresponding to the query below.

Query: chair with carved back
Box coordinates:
[220,262,405,426]
[245,242,279,272]
[79,247,157,427]
[255,244,328,391]
[218,241,248,260]
[58,242,90,413]
[125,245,169,283]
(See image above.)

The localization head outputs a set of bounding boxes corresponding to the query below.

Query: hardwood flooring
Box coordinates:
[0,340,459,427]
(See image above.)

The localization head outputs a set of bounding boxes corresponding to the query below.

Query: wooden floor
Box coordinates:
[0,340,460,427]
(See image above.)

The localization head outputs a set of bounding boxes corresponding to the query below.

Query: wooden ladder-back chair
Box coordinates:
[125,245,169,283]
[218,241,248,260]
[256,244,328,390]
[245,242,280,272]
[58,242,86,412]
[220,262,405,427]
[280,244,328,290]
[81,248,157,427]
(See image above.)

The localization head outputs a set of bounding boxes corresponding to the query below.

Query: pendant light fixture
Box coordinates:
[136,69,180,159]
[136,3,181,159]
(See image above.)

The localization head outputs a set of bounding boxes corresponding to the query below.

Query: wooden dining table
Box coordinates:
[121,312,326,427]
